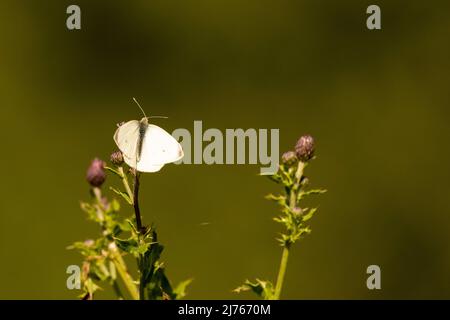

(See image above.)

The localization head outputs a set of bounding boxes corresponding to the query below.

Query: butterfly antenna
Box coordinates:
[132,97,148,119]
[148,115,169,119]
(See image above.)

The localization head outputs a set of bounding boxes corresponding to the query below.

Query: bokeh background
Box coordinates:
[0,0,449,299]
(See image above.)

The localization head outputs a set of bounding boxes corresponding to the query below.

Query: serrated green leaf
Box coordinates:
[234,279,274,300]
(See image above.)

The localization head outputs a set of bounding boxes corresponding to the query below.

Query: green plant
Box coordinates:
[235,135,326,299]
[69,154,191,300]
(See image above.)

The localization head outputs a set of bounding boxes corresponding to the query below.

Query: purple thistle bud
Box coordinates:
[295,135,315,162]
[110,150,124,166]
[281,151,298,165]
[86,158,106,187]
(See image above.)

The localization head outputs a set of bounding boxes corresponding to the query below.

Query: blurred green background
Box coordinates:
[0,0,449,299]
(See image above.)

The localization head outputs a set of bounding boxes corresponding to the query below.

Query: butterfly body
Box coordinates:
[136,117,148,162]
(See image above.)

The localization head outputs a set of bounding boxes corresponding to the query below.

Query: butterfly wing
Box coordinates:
[113,120,140,164]
[113,120,140,158]
[136,124,184,172]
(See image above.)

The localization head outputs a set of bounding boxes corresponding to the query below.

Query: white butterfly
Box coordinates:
[113,99,184,173]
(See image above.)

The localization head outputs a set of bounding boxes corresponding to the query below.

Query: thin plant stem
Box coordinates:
[273,245,290,300]
[92,187,105,220]
[138,257,145,300]
[118,167,134,204]
[132,171,147,300]
[93,186,139,300]
[113,166,147,300]
[273,161,305,300]
[112,280,124,299]
[133,172,143,233]
[294,161,305,186]
[111,253,139,300]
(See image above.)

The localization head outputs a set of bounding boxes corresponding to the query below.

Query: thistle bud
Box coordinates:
[110,150,124,166]
[295,135,315,162]
[292,207,302,216]
[281,151,298,165]
[301,176,309,187]
[84,239,95,247]
[128,167,137,176]
[86,158,106,187]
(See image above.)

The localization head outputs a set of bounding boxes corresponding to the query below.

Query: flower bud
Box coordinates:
[84,239,95,247]
[110,150,124,166]
[108,242,118,251]
[281,151,298,165]
[301,176,309,187]
[128,167,137,176]
[292,207,302,216]
[86,158,106,187]
[295,135,315,162]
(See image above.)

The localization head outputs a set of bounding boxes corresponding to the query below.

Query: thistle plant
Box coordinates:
[69,152,191,300]
[235,135,326,300]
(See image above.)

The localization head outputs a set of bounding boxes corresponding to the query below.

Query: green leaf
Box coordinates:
[112,220,129,234]
[126,219,139,235]
[110,199,120,212]
[265,194,286,206]
[67,240,101,257]
[278,165,293,186]
[141,242,164,284]
[276,234,291,247]
[145,268,169,300]
[273,216,289,226]
[110,187,132,205]
[297,189,327,201]
[105,166,122,177]
[267,173,282,183]
[302,207,318,222]
[143,225,155,240]
[80,202,99,222]
[113,237,138,254]
[234,279,274,300]
[173,279,193,300]
[136,242,152,255]
[84,278,101,297]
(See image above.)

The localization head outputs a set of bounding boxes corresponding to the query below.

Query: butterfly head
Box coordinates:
[140,117,149,125]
